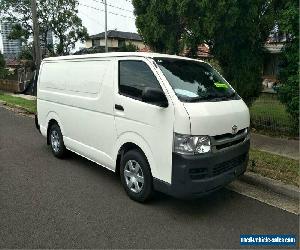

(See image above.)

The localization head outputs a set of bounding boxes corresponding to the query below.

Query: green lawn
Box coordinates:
[248,149,299,187]
[0,92,36,114]
[249,93,296,136]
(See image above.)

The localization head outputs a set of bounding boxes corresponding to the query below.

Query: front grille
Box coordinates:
[216,137,245,150]
[212,154,247,176]
[212,128,248,151]
[189,154,247,180]
[214,128,246,141]
[189,168,208,180]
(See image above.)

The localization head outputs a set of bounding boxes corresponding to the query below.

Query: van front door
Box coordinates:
[114,58,175,183]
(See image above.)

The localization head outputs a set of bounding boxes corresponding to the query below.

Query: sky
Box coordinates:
[0,0,137,53]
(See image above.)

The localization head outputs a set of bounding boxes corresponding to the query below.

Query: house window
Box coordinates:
[92,39,100,47]
[118,40,126,48]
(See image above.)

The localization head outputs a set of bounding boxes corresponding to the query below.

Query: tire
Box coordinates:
[120,149,153,202]
[48,123,67,158]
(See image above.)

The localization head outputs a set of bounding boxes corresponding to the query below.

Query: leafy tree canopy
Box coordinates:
[133,0,184,54]
[118,42,138,52]
[277,0,299,129]
[0,0,89,56]
[132,0,280,104]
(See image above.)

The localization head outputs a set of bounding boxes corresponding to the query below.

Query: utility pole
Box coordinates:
[104,0,108,52]
[31,0,42,71]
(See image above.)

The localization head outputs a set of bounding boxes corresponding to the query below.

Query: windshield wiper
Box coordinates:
[186,94,220,102]
[184,92,238,102]
[222,92,238,100]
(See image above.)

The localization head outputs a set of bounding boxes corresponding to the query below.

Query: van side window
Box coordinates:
[119,60,162,100]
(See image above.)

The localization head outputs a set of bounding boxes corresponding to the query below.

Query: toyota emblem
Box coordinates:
[232,125,238,135]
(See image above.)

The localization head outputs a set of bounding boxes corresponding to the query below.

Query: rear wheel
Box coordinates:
[120,150,153,202]
[48,123,66,158]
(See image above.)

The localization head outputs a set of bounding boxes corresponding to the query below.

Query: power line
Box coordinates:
[80,9,104,27]
[79,3,135,20]
[89,0,133,13]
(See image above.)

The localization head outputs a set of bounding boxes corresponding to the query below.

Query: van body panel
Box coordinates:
[38,59,116,169]
[173,102,191,135]
[113,131,156,173]
[113,57,175,183]
[64,136,114,168]
[183,100,250,136]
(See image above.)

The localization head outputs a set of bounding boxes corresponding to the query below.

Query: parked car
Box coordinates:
[35,52,250,202]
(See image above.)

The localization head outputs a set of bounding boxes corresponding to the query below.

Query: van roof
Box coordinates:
[42,52,204,62]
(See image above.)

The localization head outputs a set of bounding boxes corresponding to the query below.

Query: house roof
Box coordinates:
[5,59,22,67]
[90,30,142,41]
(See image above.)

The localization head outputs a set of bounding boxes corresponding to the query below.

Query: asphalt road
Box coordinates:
[0,107,298,249]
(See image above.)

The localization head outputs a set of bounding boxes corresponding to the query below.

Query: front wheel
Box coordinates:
[120,150,153,202]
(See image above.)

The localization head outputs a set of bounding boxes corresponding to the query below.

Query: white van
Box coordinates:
[36,52,250,202]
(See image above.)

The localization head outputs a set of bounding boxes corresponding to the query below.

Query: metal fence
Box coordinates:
[249,93,298,136]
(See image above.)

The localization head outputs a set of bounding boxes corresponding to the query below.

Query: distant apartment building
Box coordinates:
[85,30,146,51]
[40,30,54,49]
[0,22,22,59]
[40,30,54,56]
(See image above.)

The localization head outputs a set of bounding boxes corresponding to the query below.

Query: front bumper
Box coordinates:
[153,140,250,198]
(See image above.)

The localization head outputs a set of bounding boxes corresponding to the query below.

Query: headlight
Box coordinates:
[173,133,211,155]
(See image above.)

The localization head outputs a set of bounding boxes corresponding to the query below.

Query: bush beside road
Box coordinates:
[250,93,297,137]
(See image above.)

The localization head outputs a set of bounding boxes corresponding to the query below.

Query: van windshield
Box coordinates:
[154,58,240,102]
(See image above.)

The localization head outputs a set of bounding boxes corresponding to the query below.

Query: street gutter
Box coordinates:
[240,172,299,200]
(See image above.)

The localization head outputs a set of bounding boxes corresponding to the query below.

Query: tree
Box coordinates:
[0,51,8,79]
[7,23,30,43]
[277,0,299,131]
[19,44,34,60]
[202,0,278,105]
[0,0,88,56]
[41,0,89,55]
[132,0,279,104]
[118,42,138,52]
[133,0,184,54]
[73,46,105,55]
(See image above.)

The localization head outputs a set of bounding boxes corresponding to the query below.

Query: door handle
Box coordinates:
[115,104,124,111]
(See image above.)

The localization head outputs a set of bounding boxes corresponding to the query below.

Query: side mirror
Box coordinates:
[142,87,168,108]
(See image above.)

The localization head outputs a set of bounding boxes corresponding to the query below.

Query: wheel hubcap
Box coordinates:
[50,130,60,153]
[124,160,144,193]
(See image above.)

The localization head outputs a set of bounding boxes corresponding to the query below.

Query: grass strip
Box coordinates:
[0,92,36,114]
[248,148,299,187]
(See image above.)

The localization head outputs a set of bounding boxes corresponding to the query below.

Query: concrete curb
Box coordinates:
[240,172,300,200]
